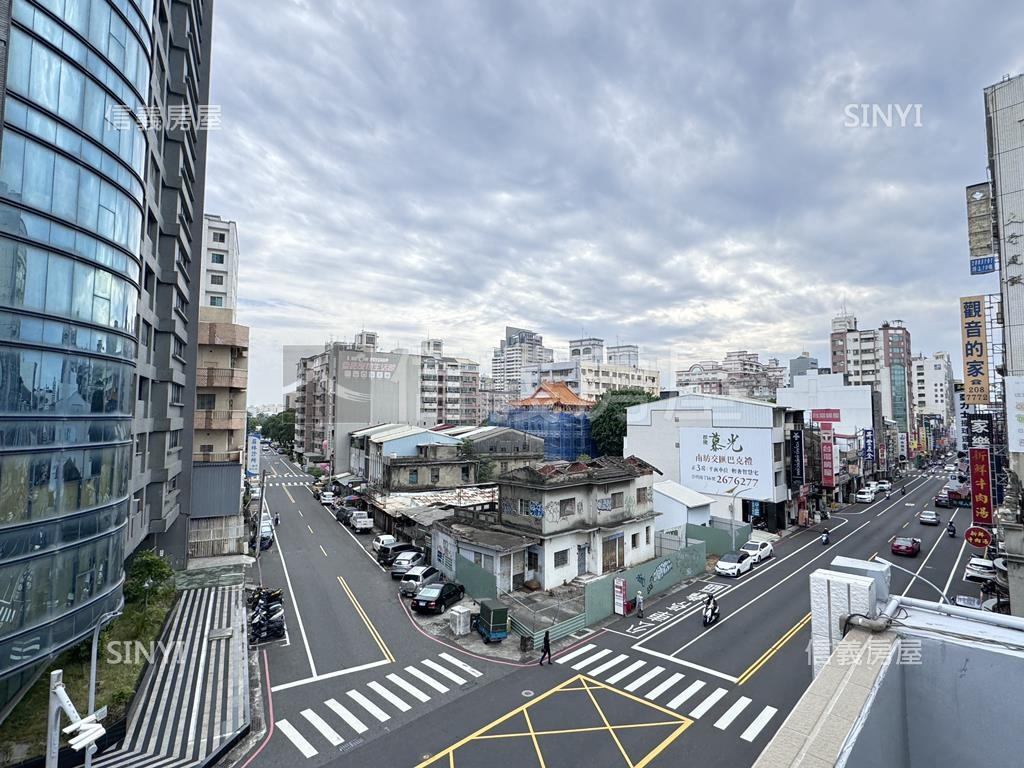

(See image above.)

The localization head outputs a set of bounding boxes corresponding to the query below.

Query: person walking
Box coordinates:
[274,512,280,527]
[538,630,552,665]
[636,590,645,619]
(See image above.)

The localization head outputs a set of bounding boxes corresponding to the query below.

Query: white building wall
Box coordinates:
[912,354,953,421]
[200,215,239,310]
[775,371,875,436]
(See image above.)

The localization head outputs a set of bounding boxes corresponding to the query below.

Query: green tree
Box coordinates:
[590,388,659,457]
[261,409,296,447]
[123,550,174,604]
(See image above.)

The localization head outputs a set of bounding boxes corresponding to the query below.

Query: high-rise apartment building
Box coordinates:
[419,339,480,427]
[912,352,954,425]
[491,326,553,393]
[522,337,660,400]
[829,314,914,432]
[675,351,786,401]
[0,0,214,708]
[190,215,248,557]
[790,351,819,379]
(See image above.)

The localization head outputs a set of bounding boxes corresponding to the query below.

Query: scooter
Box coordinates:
[702,600,720,627]
[250,622,286,642]
[751,518,768,531]
[250,606,285,624]
[947,523,957,538]
[820,531,830,546]
[247,587,283,606]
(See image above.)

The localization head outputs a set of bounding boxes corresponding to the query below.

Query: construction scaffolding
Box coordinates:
[498,409,596,461]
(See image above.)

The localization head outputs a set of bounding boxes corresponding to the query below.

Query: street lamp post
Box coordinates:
[874,557,951,604]
[84,606,122,768]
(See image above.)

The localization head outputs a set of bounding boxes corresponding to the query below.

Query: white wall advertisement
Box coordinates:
[679,427,774,500]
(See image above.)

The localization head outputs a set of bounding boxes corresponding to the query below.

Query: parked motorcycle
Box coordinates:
[751,518,768,531]
[247,587,284,606]
[250,606,285,624]
[249,623,286,642]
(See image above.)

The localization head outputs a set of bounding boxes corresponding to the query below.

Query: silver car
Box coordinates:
[390,550,426,579]
[399,565,441,597]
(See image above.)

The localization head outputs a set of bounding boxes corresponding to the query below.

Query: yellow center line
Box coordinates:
[737,612,811,686]
[521,706,547,768]
[307,524,314,535]
[337,576,394,662]
[283,486,296,504]
[319,545,328,557]
[579,676,634,768]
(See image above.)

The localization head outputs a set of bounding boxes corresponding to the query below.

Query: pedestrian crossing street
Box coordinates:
[555,644,779,743]
[276,651,483,758]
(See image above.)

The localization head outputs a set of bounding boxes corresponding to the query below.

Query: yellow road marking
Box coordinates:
[474,722,685,739]
[737,612,811,686]
[319,545,328,557]
[579,676,633,767]
[337,576,394,662]
[521,706,546,768]
[307,524,314,535]
[284,486,295,504]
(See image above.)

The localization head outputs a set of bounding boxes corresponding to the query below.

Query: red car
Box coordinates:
[890,536,921,557]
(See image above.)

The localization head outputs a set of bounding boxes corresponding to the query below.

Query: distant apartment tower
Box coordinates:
[675,351,786,401]
[569,337,604,362]
[790,351,819,378]
[912,353,955,425]
[829,313,913,432]
[523,337,660,400]
[607,344,640,367]
[190,216,249,557]
[491,326,553,392]
[419,339,481,427]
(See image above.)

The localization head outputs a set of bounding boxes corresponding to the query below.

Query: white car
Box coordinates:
[372,534,397,553]
[740,540,774,563]
[715,550,754,577]
[855,489,875,503]
[964,558,997,583]
[876,480,892,492]
[320,491,335,505]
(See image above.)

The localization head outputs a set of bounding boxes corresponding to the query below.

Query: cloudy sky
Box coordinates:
[203,0,1024,406]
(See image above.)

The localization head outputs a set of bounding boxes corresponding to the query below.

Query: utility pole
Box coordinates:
[84,607,122,768]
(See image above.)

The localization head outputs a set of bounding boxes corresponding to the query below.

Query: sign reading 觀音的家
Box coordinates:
[679,427,774,499]
[1005,376,1024,454]
[959,296,990,405]
[246,434,260,476]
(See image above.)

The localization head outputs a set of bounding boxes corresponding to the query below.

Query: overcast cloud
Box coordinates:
[202,0,1024,405]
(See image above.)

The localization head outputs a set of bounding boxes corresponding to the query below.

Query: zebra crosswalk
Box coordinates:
[554,644,779,743]
[276,652,483,758]
[265,480,313,487]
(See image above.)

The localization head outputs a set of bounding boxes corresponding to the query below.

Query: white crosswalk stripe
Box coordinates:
[405,665,449,693]
[325,698,367,734]
[667,680,706,710]
[690,687,729,718]
[624,666,664,693]
[741,706,779,742]
[422,658,467,685]
[588,653,629,676]
[277,719,317,758]
[605,660,646,684]
[555,643,597,664]
[301,709,344,746]
[572,648,613,670]
[346,690,390,723]
[644,672,685,701]
[438,652,483,677]
[714,697,752,730]
[386,673,431,703]
[368,680,411,712]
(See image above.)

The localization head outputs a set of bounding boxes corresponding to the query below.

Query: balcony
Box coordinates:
[194,409,246,430]
[193,450,241,463]
[196,367,247,389]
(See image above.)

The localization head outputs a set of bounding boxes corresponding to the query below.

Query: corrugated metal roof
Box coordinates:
[368,425,427,443]
[654,480,714,508]
[350,423,401,437]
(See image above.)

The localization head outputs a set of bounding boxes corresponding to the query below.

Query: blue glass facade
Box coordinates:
[0,0,151,696]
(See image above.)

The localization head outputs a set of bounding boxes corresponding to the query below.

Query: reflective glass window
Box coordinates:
[28,38,61,112]
[44,256,72,315]
[21,140,54,210]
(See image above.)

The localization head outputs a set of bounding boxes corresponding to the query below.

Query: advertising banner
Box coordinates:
[246,434,261,476]
[970,446,993,527]
[821,428,835,488]
[790,430,805,487]
[959,296,990,405]
[862,429,875,465]
[955,388,969,451]
[898,432,908,460]
[1005,376,1024,453]
[679,427,774,499]
[811,409,841,423]
[965,183,994,258]
[966,413,993,450]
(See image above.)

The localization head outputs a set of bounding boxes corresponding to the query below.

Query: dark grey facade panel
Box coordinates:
[191,463,241,519]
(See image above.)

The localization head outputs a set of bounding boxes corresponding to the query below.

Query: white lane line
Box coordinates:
[645,672,685,701]
[405,665,449,694]
[741,706,779,742]
[422,658,467,685]
[713,697,752,730]
[606,660,646,685]
[572,648,613,671]
[367,681,411,713]
[300,709,344,746]
[555,643,597,664]
[387,673,431,703]
[589,653,630,677]
[903,508,961,597]
[271,659,392,693]
[269,510,317,679]
[438,652,483,677]
[942,537,970,597]
[666,680,705,710]
[624,666,664,693]
[276,719,317,758]
[690,687,729,718]
[346,690,390,723]
[325,698,367,734]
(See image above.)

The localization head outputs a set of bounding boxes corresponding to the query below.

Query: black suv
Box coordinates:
[377,542,423,566]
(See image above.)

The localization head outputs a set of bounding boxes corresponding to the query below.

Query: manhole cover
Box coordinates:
[522,690,534,698]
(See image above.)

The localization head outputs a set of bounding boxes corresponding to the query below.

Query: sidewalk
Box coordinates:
[92,566,250,768]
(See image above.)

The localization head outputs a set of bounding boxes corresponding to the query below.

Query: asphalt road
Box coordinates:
[238,459,982,768]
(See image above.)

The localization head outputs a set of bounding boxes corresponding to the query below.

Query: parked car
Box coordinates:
[877,480,892,492]
[372,534,397,553]
[964,557,997,583]
[378,542,422,566]
[919,510,941,525]
[890,537,921,557]
[390,550,427,579]
[258,521,275,550]
[349,510,373,533]
[740,540,773,563]
[399,566,442,597]
[320,491,335,506]
[411,582,465,614]
[334,506,357,525]
[855,489,875,503]
[714,550,753,577]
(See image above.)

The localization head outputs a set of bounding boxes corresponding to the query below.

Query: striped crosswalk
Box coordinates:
[276,652,483,758]
[555,645,779,744]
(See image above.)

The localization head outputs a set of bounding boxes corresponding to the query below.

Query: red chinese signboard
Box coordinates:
[969,446,993,527]
[811,409,841,423]
[964,526,993,549]
[821,429,835,488]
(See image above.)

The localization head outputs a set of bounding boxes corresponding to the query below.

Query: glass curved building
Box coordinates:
[0,0,179,708]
